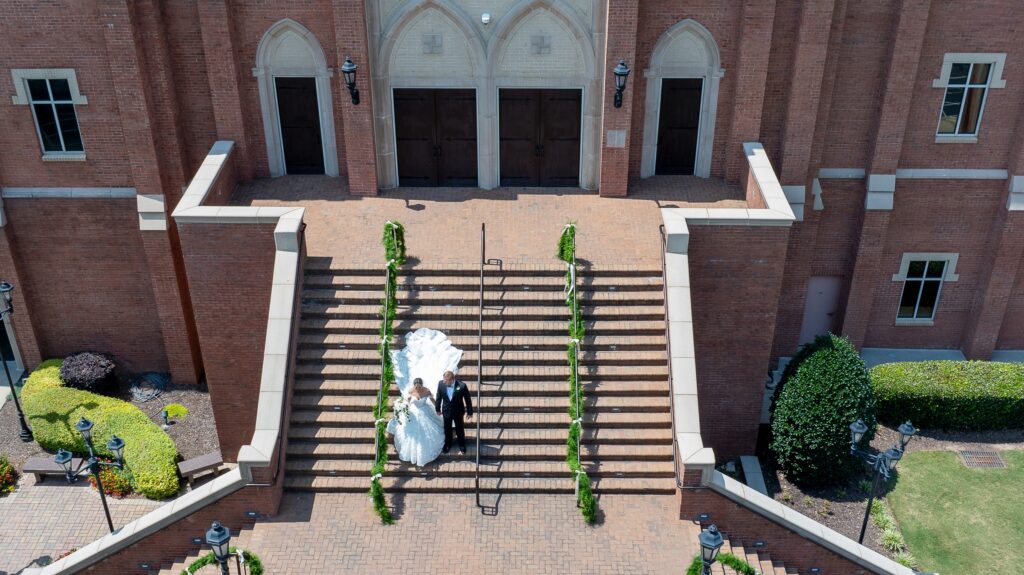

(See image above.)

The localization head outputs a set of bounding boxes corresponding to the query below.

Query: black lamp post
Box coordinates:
[206,521,232,575]
[850,419,916,544]
[341,56,360,105]
[54,416,126,533]
[0,281,31,442]
[612,59,631,108]
[698,524,724,575]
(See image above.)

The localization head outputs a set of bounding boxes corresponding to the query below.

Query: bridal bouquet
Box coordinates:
[392,398,412,425]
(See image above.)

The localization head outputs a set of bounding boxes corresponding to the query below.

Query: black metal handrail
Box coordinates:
[570,231,582,474]
[372,224,400,485]
[475,223,484,506]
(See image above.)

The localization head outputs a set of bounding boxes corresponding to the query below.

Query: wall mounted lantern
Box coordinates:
[613,59,631,108]
[341,56,360,105]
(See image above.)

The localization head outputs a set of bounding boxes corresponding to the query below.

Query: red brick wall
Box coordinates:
[598,0,639,198]
[177,222,276,460]
[83,483,283,575]
[997,245,1024,349]
[679,488,876,574]
[688,225,791,459]
[3,198,168,373]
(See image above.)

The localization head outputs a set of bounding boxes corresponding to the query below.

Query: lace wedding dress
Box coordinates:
[385,328,464,466]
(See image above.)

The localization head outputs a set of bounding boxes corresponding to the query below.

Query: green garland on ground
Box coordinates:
[180,547,263,575]
[369,220,406,525]
[557,223,596,523]
[685,553,755,575]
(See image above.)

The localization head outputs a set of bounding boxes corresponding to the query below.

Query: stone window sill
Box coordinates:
[895,318,935,327]
[934,135,978,144]
[42,152,86,162]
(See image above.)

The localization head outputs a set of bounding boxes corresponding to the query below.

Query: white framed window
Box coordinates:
[892,253,960,325]
[10,69,87,160]
[932,53,1006,142]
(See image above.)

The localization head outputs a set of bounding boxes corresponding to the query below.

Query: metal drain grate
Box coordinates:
[960,449,1005,469]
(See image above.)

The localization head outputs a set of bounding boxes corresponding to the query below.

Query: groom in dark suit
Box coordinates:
[434,370,473,454]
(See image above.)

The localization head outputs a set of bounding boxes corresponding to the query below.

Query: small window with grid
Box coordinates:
[897,260,947,320]
[26,78,84,154]
[937,62,992,136]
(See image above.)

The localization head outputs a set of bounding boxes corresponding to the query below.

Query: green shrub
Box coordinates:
[60,352,116,394]
[870,361,1024,430]
[770,334,876,488]
[770,334,835,417]
[0,455,17,495]
[685,553,755,575]
[182,548,263,575]
[88,458,133,498]
[163,403,189,420]
[21,360,180,499]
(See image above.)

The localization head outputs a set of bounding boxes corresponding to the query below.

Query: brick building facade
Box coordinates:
[1,0,1022,536]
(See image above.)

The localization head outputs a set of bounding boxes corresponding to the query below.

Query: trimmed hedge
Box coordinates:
[771,334,876,488]
[871,361,1024,430]
[770,334,834,418]
[21,360,180,499]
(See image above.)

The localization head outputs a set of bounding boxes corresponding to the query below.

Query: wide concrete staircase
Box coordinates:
[283,260,675,494]
[709,536,796,575]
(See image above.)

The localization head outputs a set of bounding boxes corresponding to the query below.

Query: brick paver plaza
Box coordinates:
[229,493,700,574]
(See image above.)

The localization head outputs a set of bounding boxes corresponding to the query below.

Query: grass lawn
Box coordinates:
[887,450,1024,574]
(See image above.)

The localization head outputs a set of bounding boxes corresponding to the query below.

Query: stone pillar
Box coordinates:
[597,0,639,197]
[197,0,251,179]
[102,2,202,383]
[725,0,776,183]
[334,0,379,196]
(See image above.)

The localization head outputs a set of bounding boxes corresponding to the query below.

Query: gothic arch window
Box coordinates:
[253,19,339,176]
[641,19,724,179]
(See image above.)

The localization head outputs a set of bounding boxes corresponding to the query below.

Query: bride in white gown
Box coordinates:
[386,328,463,467]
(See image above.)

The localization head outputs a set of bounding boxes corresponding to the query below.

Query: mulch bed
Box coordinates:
[757,422,1024,562]
[0,373,220,477]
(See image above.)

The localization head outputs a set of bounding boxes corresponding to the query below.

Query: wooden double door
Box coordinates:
[656,78,703,175]
[500,89,581,187]
[275,77,325,175]
[394,89,478,187]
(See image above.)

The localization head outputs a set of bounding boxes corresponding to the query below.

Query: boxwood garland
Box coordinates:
[369,220,406,524]
[686,552,755,575]
[180,547,262,575]
[558,223,597,523]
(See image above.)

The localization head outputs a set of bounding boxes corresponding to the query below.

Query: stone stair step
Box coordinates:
[293,378,670,397]
[285,458,675,479]
[294,363,668,380]
[299,333,666,351]
[302,261,663,278]
[299,304,666,321]
[300,317,667,335]
[296,348,667,366]
[301,288,663,306]
[304,273,663,292]
[291,394,669,413]
[287,425,672,445]
[290,410,672,428]
[284,474,675,494]
[286,442,673,461]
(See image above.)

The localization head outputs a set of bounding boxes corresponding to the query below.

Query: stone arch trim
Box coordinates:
[640,18,725,179]
[253,18,339,177]
[380,0,488,82]
[487,0,596,80]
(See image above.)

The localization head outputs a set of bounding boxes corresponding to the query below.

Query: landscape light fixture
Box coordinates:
[613,59,631,108]
[849,418,916,543]
[205,522,232,575]
[698,524,724,575]
[341,56,360,105]
[0,281,32,441]
[54,417,127,532]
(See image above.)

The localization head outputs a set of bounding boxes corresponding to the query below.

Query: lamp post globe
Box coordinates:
[107,434,125,463]
[0,281,13,307]
[849,419,868,446]
[698,524,724,574]
[206,521,232,575]
[75,416,95,445]
[897,420,917,450]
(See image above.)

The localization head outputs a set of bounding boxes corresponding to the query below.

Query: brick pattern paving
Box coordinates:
[228,175,744,266]
[0,475,161,574]
[165,493,700,575]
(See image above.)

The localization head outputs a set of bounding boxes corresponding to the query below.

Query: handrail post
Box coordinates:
[476,223,485,507]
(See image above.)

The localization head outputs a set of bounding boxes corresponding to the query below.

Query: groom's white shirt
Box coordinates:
[445,384,454,401]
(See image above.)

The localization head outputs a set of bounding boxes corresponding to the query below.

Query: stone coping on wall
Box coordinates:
[23,141,303,575]
[661,144,910,575]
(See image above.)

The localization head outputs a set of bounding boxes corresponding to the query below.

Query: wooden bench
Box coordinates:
[24,456,83,483]
[178,451,223,486]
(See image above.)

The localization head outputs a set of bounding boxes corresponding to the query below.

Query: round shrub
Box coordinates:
[0,455,18,496]
[22,360,180,499]
[871,360,1024,430]
[60,352,116,393]
[770,334,877,488]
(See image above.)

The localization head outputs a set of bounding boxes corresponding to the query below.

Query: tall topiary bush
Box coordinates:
[770,334,876,488]
[60,352,116,394]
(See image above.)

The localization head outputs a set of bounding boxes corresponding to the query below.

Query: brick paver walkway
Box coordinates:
[226,492,699,574]
[229,176,745,267]
[0,475,161,574]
